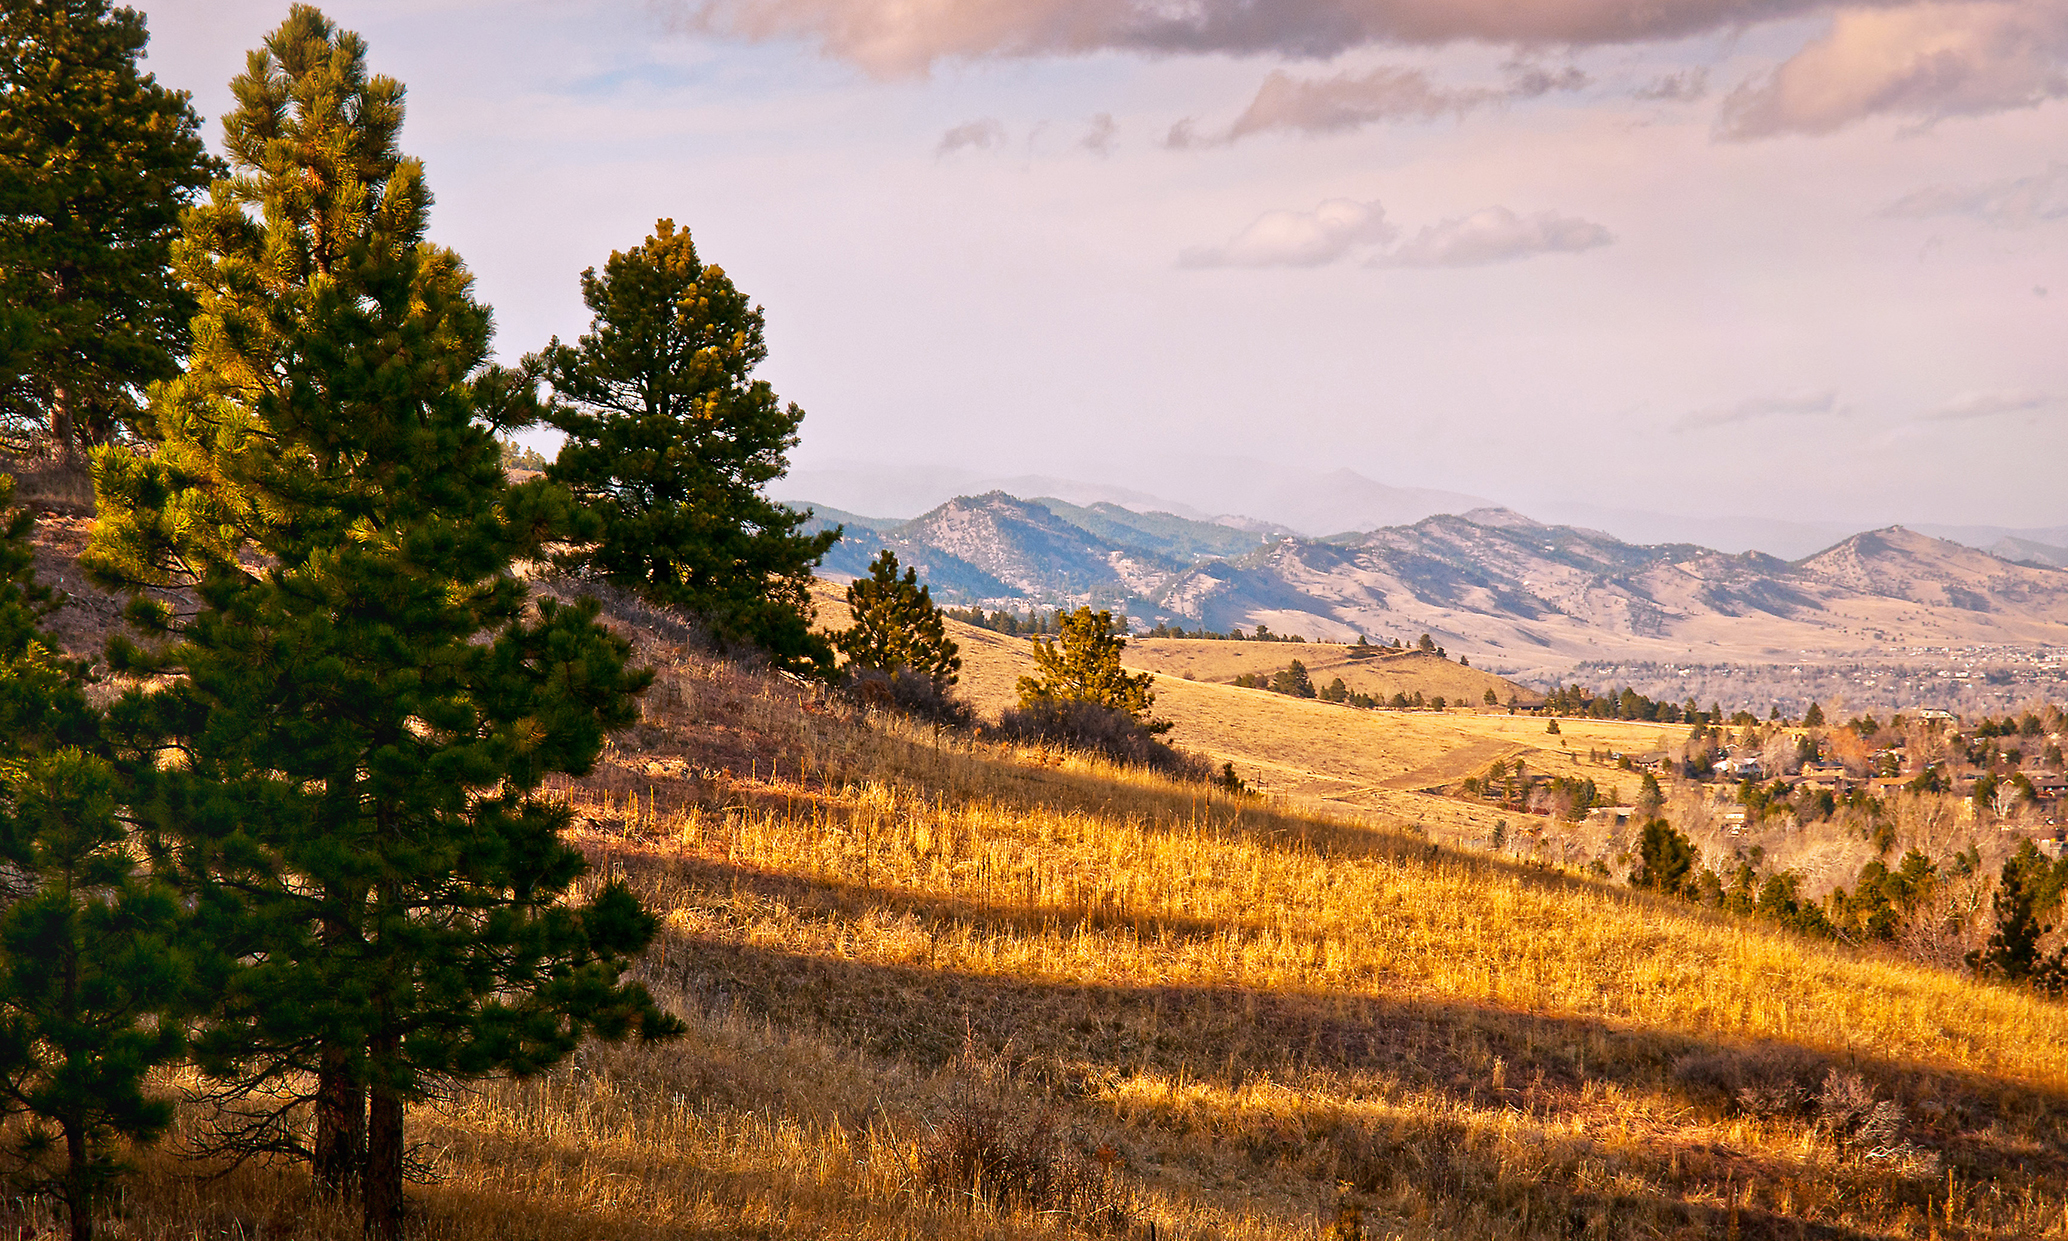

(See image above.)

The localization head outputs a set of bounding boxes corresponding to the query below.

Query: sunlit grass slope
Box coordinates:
[106,582,2068,1240]
[1124,639,1540,709]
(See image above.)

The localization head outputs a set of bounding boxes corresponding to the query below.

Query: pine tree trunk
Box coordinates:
[313,1049,364,1199]
[364,1057,404,1241]
[65,1119,92,1241]
[52,384,75,469]
[50,263,79,467]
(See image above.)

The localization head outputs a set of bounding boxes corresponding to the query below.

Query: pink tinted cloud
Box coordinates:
[1718,1,2068,139]
[1180,199,1397,267]
[675,0,1852,76]
[1882,163,2068,227]
[1217,63,1584,140]
[1373,206,1613,267]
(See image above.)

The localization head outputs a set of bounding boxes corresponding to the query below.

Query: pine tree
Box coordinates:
[84,11,679,1236]
[1631,819,1696,895]
[0,478,185,1241]
[0,0,215,462]
[536,219,837,674]
[1969,845,2067,991]
[1269,659,1315,699]
[833,550,959,689]
[1016,607,1165,731]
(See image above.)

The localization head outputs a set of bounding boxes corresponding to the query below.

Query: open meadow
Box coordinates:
[884,587,1688,850]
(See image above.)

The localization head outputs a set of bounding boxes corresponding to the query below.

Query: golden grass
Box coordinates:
[1123,639,1539,707]
[905,594,1686,846]
[91,588,2068,1240]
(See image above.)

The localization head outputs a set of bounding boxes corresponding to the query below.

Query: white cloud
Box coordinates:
[937,117,1006,154]
[1371,206,1613,267]
[1882,164,2068,228]
[1677,389,1842,430]
[1922,390,2056,420]
[1717,2,2068,140]
[1181,199,1397,268]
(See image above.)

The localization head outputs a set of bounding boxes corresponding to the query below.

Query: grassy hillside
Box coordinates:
[816,582,1654,837]
[97,600,2068,1240]
[16,570,2058,1239]
[1123,639,1541,706]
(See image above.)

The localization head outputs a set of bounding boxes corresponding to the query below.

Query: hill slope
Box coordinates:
[8,500,2064,1240]
[189,604,2068,1240]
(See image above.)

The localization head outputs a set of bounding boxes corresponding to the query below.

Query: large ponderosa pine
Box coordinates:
[0,0,215,462]
[84,10,679,1237]
[0,478,185,1241]
[536,220,838,674]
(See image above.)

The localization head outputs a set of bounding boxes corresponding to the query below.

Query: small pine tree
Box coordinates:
[1270,660,1315,699]
[0,480,185,1241]
[1969,846,2068,991]
[1017,607,1164,731]
[1636,771,1664,818]
[1803,701,1826,728]
[834,550,959,689]
[1483,688,1498,706]
[1631,819,1696,895]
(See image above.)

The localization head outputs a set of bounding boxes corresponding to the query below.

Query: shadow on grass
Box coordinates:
[646,908,2068,1240]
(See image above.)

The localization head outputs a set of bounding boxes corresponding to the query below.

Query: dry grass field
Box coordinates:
[865,582,1682,847]
[62,578,2068,1241]
[1121,640,1540,707]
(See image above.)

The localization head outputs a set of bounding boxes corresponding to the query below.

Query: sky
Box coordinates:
[131,0,2068,535]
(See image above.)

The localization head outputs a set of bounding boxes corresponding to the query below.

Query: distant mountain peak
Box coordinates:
[1459,506,1545,530]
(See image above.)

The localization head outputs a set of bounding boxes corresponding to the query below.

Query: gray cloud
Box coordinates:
[1081,112,1118,154]
[1922,390,2056,420]
[1181,198,1397,267]
[1161,117,1203,149]
[1882,163,2068,228]
[1197,62,1587,142]
[1634,67,1709,101]
[1230,66,1501,138]
[937,117,1006,154]
[1372,205,1613,267]
[676,0,1847,77]
[1718,2,2068,140]
[1677,389,1842,431]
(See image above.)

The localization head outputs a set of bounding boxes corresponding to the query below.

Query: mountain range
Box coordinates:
[774,459,2068,563]
[801,492,2068,687]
